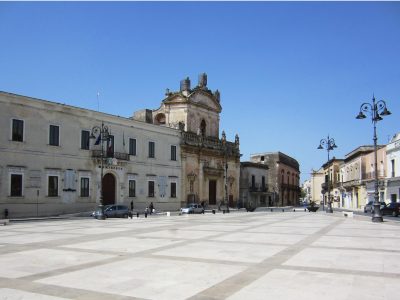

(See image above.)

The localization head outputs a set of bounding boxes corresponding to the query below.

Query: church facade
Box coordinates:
[134,73,241,209]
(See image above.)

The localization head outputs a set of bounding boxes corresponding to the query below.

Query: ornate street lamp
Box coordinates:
[90,122,110,220]
[356,95,391,222]
[221,130,229,213]
[318,135,338,213]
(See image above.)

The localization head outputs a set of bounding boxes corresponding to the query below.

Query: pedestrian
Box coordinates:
[130,200,134,211]
[149,202,154,215]
[201,201,205,208]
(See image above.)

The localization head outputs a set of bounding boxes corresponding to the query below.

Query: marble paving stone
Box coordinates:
[62,236,181,253]
[211,231,307,245]
[312,235,400,251]
[58,227,132,235]
[181,224,244,232]
[154,240,286,263]
[283,247,400,274]
[0,248,114,278]
[137,229,218,240]
[336,221,400,230]
[326,227,400,238]
[244,226,320,234]
[10,225,85,233]
[0,288,71,300]
[0,232,82,245]
[227,268,399,300]
[0,231,25,237]
[36,257,246,300]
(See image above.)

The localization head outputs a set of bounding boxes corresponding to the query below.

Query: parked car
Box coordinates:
[364,201,385,213]
[92,205,130,219]
[380,202,400,217]
[180,203,204,214]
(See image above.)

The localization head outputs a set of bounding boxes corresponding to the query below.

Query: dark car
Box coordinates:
[380,202,400,217]
[93,205,130,219]
[364,201,386,213]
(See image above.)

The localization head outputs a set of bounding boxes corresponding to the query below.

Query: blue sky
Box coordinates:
[1,1,399,183]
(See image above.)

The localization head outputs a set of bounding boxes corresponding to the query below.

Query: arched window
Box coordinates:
[200,119,206,137]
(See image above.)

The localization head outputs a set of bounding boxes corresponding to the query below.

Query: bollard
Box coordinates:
[145,212,147,218]
[4,209,9,219]
[137,212,139,218]
[212,209,215,214]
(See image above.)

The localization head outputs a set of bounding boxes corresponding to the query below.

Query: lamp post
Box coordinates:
[356,95,391,223]
[318,135,338,213]
[90,122,110,220]
[221,131,229,213]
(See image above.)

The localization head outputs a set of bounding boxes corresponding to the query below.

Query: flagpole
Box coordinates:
[97,92,100,112]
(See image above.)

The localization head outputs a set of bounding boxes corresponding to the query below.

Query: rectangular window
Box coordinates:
[170,182,176,198]
[106,135,114,157]
[64,169,76,191]
[49,125,60,146]
[81,130,90,150]
[48,176,58,197]
[129,180,136,197]
[262,176,265,189]
[148,180,155,197]
[129,138,136,156]
[80,177,89,197]
[251,175,255,188]
[10,174,23,197]
[12,119,24,142]
[391,159,395,178]
[149,141,155,158]
[171,145,177,161]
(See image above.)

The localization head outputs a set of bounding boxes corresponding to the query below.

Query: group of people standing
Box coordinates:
[130,201,155,216]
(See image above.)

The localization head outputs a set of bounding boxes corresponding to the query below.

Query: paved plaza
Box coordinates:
[0,211,399,300]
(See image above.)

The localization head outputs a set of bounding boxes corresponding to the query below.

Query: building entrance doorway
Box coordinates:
[229,195,233,207]
[209,180,216,205]
[102,173,116,205]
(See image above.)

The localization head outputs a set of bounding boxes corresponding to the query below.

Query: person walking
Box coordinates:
[149,202,154,215]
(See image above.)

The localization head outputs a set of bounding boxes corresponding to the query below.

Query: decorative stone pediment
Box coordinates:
[189,92,221,112]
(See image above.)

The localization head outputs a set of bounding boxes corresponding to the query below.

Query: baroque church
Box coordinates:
[134,73,241,209]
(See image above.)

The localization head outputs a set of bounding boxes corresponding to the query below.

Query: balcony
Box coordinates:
[91,150,130,161]
[181,132,240,157]
[362,171,386,180]
[249,184,269,193]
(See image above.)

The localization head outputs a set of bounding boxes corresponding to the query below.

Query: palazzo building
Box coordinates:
[250,152,300,206]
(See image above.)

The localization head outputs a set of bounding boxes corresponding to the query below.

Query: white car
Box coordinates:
[180,203,204,214]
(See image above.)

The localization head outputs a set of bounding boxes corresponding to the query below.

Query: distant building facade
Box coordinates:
[250,152,300,206]
[386,133,400,202]
[309,168,324,205]
[240,162,272,209]
[321,158,344,208]
[340,145,386,209]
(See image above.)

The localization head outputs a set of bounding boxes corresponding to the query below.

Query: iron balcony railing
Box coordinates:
[91,150,130,161]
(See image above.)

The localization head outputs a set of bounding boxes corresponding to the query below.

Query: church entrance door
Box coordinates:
[209,180,216,205]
